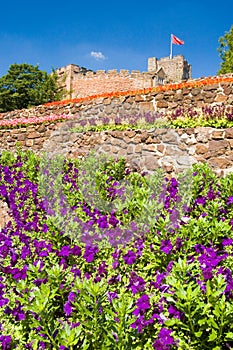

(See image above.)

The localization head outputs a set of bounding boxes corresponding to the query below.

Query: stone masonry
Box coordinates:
[56,55,192,99]
[1,123,233,176]
[0,200,11,230]
[1,74,232,122]
[0,75,232,177]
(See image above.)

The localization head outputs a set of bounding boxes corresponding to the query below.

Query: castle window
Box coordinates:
[158,77,164,85]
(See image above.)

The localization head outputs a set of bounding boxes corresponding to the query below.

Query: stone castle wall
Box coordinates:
[57,55,192,99]
[70,69,154,99]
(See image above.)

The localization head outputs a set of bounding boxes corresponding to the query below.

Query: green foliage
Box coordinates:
[217,25,233,74]
[165,261,233,349]
[0,63,65,112]
[2,150,233,349]
[167,116,233,129]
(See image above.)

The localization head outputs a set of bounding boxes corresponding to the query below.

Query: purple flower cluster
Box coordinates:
[131,294,152,333]
[153,328,175,349]
[169,105,233,122]
[0,335,12,350]
[1,152,233,349]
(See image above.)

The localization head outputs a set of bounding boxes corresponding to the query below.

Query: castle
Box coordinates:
[56,55,192,99]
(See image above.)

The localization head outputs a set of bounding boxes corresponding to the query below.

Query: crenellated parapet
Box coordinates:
[57,55,192,99]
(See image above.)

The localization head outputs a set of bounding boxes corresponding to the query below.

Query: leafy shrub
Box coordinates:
[1,150,233,349]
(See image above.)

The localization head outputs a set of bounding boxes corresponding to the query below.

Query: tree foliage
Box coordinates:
[0,63,65,112]
[217,25,233,75]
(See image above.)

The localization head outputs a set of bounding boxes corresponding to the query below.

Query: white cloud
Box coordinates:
[90,51,106,61]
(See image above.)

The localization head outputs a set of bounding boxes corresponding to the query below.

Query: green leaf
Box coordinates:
[198,318,207,326]
[225,331,233,339]
[194,331,203,338]
[208,329,217,341]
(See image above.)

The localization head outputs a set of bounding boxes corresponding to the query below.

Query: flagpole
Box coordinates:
[170,34,172,59]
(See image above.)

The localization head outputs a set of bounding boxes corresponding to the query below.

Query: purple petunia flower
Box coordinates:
[96,215,109,229]
[64,301,72,316]
[84,272,91,279]
[130,315,147,333]
[195,196,206,206]
[168,304,182,319]
[153,328,175,349]
[175,237,183,250]
[38,250,48,257]
[33,278,48,287]
[132,294,150,317]
[122,250,137,265]
[222,238,233,246]
[109,213,119,227]
[107,291,119,303]
[207,189,217,200]
[160,240,173,255]
[41,223,49,233]
[202,267,213,280]
[0,297,9,307]
[151,303,166,325]
[11,266,28,281]
[136,294,150,310]
[227,196,233,205]
[70,266,81,278]
[0,335,12,350]
[127,272,146,295]
[71,321,81,329]
[38,341,47,349]
[108,274,121,285]
[58,245,71,258]
[21,245,31,260]
[71,245,81,256]
[83,245,99,263]
[68,291,76,302]
[112,260,119,269]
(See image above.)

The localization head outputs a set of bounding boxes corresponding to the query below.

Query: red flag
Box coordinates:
[171,34,184,45]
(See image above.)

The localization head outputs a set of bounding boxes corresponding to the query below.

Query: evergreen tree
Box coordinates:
[0,63,65,112]
[217,25,233,74]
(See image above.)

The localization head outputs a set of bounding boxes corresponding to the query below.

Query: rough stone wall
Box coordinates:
[0,75,233,174]
[0,200,11,230]
[0,75,232,122]
[1,124,233,177]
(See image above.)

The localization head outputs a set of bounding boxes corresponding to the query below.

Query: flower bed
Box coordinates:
[1,105,233,130]
[1,150,233,349]
[0,114,73,128]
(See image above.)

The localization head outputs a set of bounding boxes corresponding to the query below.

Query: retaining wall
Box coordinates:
[0,75,233,177]
[0,75,233,123]
[1,123,233,176]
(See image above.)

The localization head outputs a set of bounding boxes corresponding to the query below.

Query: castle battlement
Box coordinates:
[57,55,192,99]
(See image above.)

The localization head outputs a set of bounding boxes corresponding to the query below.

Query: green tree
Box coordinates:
[217,25,233,74]
[0,63,65,112]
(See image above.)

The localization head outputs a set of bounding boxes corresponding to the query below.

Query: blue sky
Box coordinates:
[0,0,233,79]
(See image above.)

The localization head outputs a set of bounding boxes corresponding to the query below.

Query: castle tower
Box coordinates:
[148,57,158,72]
[56,64,92,99]
[148,55,192,82]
